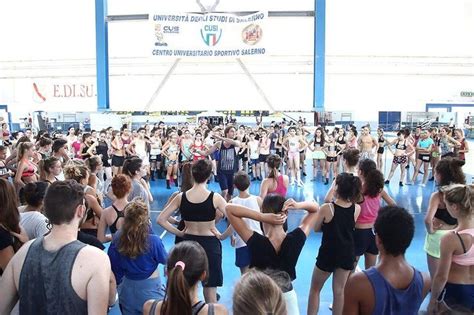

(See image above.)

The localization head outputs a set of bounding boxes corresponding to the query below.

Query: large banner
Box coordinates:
[151,12,267,58]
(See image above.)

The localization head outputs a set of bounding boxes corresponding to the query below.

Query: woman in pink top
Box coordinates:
[355,167,395,269]
[260,154,289,199]
[429,184,474,314]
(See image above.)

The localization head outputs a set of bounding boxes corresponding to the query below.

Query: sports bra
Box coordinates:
[288,137,299,152]
[109,205,124,234]
[180,192,216,222]
[336,136,346,145]
[327,143,337,152]
[378,136,385,143]
[148,300,215,315]
[314,137,324,147]
[268,175,287,197]
[452,229,474,266]
[395,140,407,150]
[22,161,36,177]
[434,208,457,226]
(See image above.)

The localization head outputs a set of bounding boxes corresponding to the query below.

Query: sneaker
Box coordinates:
[251,177,257,181]
[324,178,329,185]
[406,181,413,185]
[405,165,410,169]
[418,170,424,175]
[420,183,426,187]
[399,181,404,187]
[384,180,390,184]
[429,177,435,181]
[302,172,307,177]
[329,303,333,311]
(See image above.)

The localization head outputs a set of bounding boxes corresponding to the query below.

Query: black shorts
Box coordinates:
[180,234,223,287]
[149,154,162,162]
[316,245,355,272]
[418,154,431,163]
[259,154,269,163]
[377,147,384,154]
[354,228,379,256]
[102,158,111,168]
[217,172,234,196]
[112,155,125,167]
[326,156,337,163]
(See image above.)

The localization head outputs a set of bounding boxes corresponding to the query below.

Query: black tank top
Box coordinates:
[110,205,124,234]
[180,191,216,222]
[218,143,238,173]
[314,137,324,147]
[148,300,215,315]
[320,202,355,257]
[19,237,87,314]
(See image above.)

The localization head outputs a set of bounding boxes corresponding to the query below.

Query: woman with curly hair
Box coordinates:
[108,200,167,315]
[424,158,466,278]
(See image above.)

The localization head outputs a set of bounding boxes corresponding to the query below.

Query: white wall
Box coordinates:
[0,0,473,117]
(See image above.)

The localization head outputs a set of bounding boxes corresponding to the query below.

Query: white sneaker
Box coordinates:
[405,181,413,185]
[420,183,426,187]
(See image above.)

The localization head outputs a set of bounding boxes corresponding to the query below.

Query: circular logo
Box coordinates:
[242,24,262,45]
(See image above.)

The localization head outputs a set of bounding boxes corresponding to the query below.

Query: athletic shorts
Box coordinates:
[438,282,474,312]
[377,147,384,154]
[112,155,125,167]
[326,156,337,163]
[354,228,379,256]
[250,158,259,165]
[418,154,431,163]
[312,151,326,160]
[217,172,234,196]
[165,159,178,168]
[149,154,162,162]
[235,246,251,268]
[424,229,449,258]
[393,155,407,165]
[180,234,223,287]
[259,154,269,163]
[316,246,355,272]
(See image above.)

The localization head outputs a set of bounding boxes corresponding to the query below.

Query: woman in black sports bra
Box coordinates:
[385,131,413,186]
[97,174,131,243]
[424,158,465,279]
[143,241,228,315]
[376,128,385,171]
[335,128,347,173]
[158,159,227,303]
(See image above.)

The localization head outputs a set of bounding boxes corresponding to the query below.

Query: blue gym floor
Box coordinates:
[110,152,474,314]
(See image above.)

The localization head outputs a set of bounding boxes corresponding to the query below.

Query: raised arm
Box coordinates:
[226,204,286,243]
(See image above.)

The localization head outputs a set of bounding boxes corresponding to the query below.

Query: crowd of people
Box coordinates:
[0,117,472,315]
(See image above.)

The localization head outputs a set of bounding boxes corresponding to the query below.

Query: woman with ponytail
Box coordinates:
[108,200,167,315]
[429,184,474,314]
[424,158,466,278]
[259,154,289,199]
[13,142,38,190]
[143,241,228,315]
[39,156,62,184]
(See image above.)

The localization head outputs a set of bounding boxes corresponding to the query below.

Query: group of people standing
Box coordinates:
[0,118,472,315]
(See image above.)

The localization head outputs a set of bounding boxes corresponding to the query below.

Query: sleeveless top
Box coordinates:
[320,203,356,258]
[19,237,87,315]
[357,195,382,225]
[231,195,263,248]
[314,137,324,148]
[149,300,215,315]
[217,143,238,173]
[180,191,216,222]
[378,136,385,144]
[452,229,474,266]
[364,267,424,315]
[288,137,299,152]
[110,205,124,234]
[268,175,287,197]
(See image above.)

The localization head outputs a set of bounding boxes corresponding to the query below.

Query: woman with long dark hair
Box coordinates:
[122,157,152,208]
[143,241,228,315]
[158,159,227,303]
[259,154,289,199]
[0,179,28,274]
[14,142,38,190]
[424,158,466,278]
[108,200,167,315]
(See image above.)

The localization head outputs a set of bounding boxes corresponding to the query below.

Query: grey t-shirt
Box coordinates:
[20,212,49,240]
[128,179,150,210]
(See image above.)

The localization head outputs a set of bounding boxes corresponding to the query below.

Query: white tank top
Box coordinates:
[231,195,263,248]
[248,141,259,159]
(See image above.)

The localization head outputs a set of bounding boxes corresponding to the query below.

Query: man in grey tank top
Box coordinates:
[0,180,116,315]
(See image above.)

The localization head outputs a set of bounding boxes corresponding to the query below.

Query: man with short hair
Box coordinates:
[343,206,431,315]
[357,126,377,161]
[0,180,116,315]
